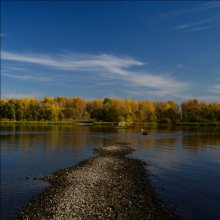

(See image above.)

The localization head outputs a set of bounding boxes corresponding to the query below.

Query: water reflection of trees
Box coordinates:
[1,126,92,151]
[1,126,219,152]
[182,132,220,150]
[134,137,177,150]
[137,127,220,151]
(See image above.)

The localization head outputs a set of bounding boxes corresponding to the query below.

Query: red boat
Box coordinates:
[141,129,149,135]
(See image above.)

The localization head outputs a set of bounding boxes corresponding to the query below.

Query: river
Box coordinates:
[1,125,220,219]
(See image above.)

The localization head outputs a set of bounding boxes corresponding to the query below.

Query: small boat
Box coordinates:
[141,129,149,135]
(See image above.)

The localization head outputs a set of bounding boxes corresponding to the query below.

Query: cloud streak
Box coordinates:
[1,51,144,75]
[2,72,54,82]
[162,2,220,32]
[162,2,220,18]
[1,50,191,100]
[1,92,42,99]
[188,22,220,32]
[175,12,220,32]
[176,20,220,32]
[175,15,220,30]
[209,84,220,94]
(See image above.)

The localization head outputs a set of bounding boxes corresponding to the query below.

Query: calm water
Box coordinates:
[1,125,220,219]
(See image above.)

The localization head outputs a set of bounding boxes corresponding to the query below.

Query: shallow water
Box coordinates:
[1,125,220,219]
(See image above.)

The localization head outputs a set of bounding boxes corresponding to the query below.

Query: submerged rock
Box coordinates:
[15,143,175,220]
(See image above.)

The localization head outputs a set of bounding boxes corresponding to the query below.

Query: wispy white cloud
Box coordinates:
[1,92,42,99]
[194,95,220,102]
[175,15,220,29]
[177,93,220,102]
[176,64,184,69]
[126,72,189,96]
[162,2,220,18]
[188,22,220,32]
[123,82,190,100]
[162,2,220,32]
[4,66,29,72]
[1,51,143,74]
[176,21,206,30]
[203,1,220,10]
[1,50,191,100]
[175,14,220,32]
[209,84,220,94]
[2,72,54,82]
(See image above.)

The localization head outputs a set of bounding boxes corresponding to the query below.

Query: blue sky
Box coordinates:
[1,1,220,102]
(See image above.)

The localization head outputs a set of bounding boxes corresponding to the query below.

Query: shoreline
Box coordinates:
[14,144,175,219]
[1,120,220,127]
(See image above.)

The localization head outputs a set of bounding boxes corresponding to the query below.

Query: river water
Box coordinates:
[1,125,220,219]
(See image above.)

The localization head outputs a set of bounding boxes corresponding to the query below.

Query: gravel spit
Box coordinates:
[15,143,175,220]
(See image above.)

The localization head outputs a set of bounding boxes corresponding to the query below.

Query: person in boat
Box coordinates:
[141,129,149,135]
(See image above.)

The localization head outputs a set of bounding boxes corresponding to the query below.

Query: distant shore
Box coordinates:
[14,144,174,220]
[1,120,220,127]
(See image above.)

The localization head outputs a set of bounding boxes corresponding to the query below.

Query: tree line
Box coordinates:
[0,96,220,123]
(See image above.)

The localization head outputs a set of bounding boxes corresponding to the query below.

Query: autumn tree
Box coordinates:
[1,97,219,123]
[181,99,201,122]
